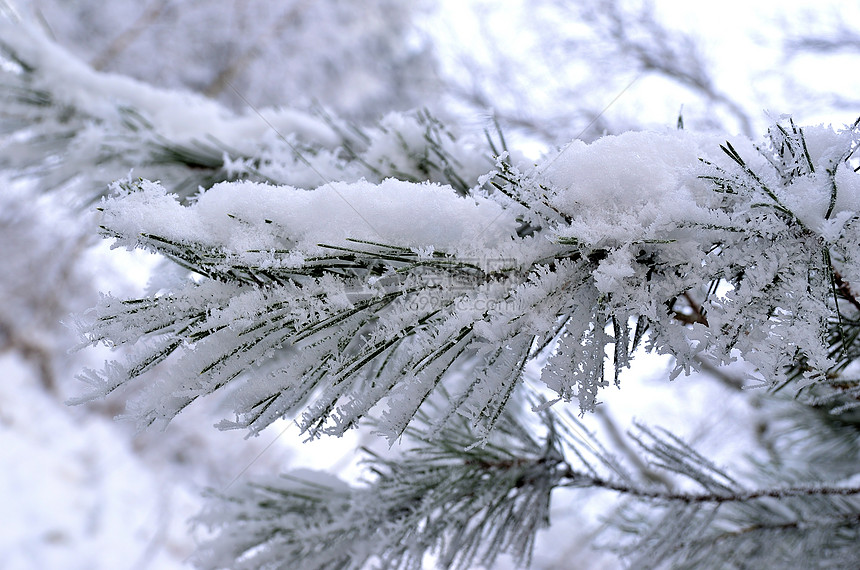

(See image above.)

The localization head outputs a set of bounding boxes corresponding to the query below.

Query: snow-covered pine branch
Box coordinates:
[606,405,860,569]
[6,4,860,568]
[193,402,570,570]
[0,17,487,202]
[0,16,330,201]
[75,117,860,444]
[192,397,860,569]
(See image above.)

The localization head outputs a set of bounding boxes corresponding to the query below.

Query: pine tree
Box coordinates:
[4,12,860,570]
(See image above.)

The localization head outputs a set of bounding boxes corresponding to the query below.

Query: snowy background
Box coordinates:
[2,0,860,568]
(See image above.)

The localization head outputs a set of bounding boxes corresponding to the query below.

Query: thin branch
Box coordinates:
[203,2,311,98]
[562,464,860,504]
[0,319,55,392]
[834,269,860,313]
[91,0,172,71]
[594,407,675,490]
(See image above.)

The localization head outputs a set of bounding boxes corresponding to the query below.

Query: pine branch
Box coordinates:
[194,394,860,569]
[194,399,569,570]
[73,119,860,444]
[1,19,496,208]
[562,472,860,504]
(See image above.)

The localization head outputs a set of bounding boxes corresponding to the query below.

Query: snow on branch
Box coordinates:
[74,116,860,442]
[0,16,337,144]
[0,15,493,203]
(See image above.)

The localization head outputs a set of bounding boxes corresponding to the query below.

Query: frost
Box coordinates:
[593,246,637,294]
[76,118,860,446]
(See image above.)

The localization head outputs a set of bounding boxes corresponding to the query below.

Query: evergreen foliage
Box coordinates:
[3,11,860,570]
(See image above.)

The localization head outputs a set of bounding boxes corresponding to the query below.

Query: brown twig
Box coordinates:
[833,269,860,313]
[671,291,710,326]
[91,0,171,71]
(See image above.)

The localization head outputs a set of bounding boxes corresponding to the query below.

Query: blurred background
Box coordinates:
[2,0,860,568]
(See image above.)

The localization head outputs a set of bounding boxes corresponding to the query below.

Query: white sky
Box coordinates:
[427,0,860,140]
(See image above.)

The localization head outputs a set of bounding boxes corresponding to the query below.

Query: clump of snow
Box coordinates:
[101,177,520,258]
[800,124,855,173]
[539,130,743,246]
[592,247,637,294]
[834,165,860,214]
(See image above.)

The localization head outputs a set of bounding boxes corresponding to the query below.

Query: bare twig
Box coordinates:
[562,464,860,504]
[91,0,172,71]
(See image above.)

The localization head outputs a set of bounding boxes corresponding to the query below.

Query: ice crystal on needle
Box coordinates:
[76,120,860,441]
